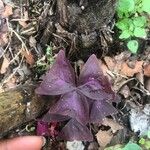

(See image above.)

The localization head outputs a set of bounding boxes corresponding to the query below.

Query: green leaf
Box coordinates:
[116,19,129,31]
[129,22,135,32]
[119,30,132,39]
[116,18,134,31]
[133,27,147,38]
[123,142,142,150]
[139,138,145,145]
[142,0,150,14]
[118,12,123,18]
[127,40,139,53]
[147,130,150,139]
[133,16,147,27]
[117,0,135,13]
[145,141,150,149]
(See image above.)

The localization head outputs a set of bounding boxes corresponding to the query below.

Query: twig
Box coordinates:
[9,27,29,53]
[0,42,10,58]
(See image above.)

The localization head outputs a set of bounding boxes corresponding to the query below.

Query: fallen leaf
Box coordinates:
[0,56,9,74]
[104,56,116,70]
[21,49,35,66]
[18,20,28,28]
[0,33,8,46]
[144,64,150,77]
[2,4,13,17]
[102,118,123,133]
[96,129,113,148]
[120,61,143,77]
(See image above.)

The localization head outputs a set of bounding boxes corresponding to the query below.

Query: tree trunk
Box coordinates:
[38,0,117,60]
[0,84,51,137]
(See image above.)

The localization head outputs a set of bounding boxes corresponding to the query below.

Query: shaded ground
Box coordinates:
[0,0,150,149]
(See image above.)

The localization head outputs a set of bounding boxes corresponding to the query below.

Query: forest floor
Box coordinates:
[0,0,150,150]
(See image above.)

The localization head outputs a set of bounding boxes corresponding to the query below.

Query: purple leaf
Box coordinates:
[78,78,115,101]
[79,54,103,85]
[90,100,117,123]
[49,91,89,125]
[37,121,50,136]
[36,50,76,95]
[59,119,93,141]
[35,51,119,141]
[78,54,116,101]
[42,113,70,122]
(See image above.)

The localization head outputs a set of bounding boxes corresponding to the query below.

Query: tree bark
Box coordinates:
[38,0,117,60]
[0,84,50,137]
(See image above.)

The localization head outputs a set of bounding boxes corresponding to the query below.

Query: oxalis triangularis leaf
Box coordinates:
[35,50,118,141]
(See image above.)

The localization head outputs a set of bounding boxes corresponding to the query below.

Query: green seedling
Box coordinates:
[35,44,54,74]
[116,0,150,53]
[138,130,150,149]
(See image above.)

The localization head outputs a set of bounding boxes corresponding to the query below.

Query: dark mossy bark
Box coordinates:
[0,84,51,137]
[38,0,117,60]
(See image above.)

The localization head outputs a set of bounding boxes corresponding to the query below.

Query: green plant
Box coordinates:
[138,130,150,149]
[104,142,142,150]
[105,131,150,150]
[116,0,150,53]
[35,44,54,74]
[36,50,118,141]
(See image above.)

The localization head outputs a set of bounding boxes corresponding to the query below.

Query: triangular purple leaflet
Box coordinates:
[58,119,93,141]
[49,91,89,125]
[36,50,76,95]
[90,100,118,123]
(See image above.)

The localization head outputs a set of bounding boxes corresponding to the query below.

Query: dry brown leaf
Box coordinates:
[144,64,150,77]
[96,129,113,148]
[0,56,9,74]
[2,4,13,17]
[102,118,123,133]
[18,20,28,28]
[21,49,35,66]
[120,61,143,77]
[104,56,116,70]
[0,33,8,46]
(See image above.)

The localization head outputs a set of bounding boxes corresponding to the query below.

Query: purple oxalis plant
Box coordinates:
[35,50,118,141]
